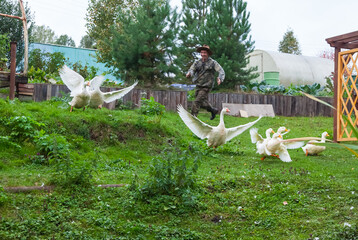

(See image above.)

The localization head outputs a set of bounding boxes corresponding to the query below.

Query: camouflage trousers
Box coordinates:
[191,87,213,116]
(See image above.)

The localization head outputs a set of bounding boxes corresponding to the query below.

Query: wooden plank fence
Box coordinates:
[26,83,187,111]
[208,92,333,117]
[17,83,333,117]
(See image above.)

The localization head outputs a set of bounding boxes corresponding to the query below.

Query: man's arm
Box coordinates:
[214,60,225,85]
[186,61,197,78]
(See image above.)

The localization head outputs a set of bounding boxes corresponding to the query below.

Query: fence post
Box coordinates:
[9,41,17,100]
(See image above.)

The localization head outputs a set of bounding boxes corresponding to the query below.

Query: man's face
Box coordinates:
[200,50,209,61]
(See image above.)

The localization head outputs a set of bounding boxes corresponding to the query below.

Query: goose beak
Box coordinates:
[226,108,230,113]
[87,81,91,86]
[279,134,282,138]
[285,129,289,132]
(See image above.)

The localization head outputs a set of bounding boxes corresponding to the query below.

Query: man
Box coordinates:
[186,44,225,120]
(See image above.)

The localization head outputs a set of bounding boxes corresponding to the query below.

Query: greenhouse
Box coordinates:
[247,49,334,87]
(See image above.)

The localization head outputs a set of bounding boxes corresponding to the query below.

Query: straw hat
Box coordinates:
[196,44,212,55]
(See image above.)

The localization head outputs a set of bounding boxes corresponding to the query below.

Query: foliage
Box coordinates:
[85,0,137,66]
[177,0,257,87]
[55,34,76,47]
[137,146,201,209]
[110,0,179,86]
[0,34,9,70]
[68,61,99,80]
[1,115,44,142]
[28,48,66,81]
[278,28,302,55]
[0,0,34,68]
[0,98,356,239]
[176,0,209,82]
[240,80,328,96]
[204,0,258,88]
[30,25,57,44]
[34,131,71,161]
[0,136,20,149]
[79,34,96,49]
[140,96,165,123]
[0,185,8,206]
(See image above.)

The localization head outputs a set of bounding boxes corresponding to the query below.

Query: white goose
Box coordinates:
[59,65,90,112]
[177,105,262,148]
[266,133,305,162]
[88,77,138,109]
[277,126,290,138]
[301,131,329,156]
[250,128,275,159]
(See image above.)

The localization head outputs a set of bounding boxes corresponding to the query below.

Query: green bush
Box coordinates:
[139,147,200,197]
[1,116,44,142]
[0,185,8,206]
[140,96,165,123]
[34,131,70,161]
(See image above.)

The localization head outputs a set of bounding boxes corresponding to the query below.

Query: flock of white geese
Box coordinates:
[60,65,330,162]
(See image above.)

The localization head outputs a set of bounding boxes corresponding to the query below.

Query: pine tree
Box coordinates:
[202,0,257,88]
[176,0,210,82]
[110,0,179,87]
[278,28,301,55]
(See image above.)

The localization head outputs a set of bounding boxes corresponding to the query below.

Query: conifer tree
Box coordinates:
[176,0,210,81]
[278,28,302,55]
[110,0,179,87]
[201,0,257,88]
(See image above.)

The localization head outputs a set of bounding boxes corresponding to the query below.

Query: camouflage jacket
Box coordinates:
[187,57,225,88]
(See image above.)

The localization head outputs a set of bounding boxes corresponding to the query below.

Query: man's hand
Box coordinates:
[186,72,191,78]
[217,77,221,85]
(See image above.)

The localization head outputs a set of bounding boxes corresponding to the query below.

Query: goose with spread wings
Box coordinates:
[250,128,275,159]
[59,65,90,112]
[177,105,262,148]
[88,77,138,109]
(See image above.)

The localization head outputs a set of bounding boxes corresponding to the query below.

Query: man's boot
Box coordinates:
[209,107,219,120]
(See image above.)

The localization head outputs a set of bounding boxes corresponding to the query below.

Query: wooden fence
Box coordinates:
[208,92,334,117]
[26,83,187,111]
[18,83,333,117]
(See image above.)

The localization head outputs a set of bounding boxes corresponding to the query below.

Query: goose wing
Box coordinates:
[103,81,138,103]
[281,137,325,149]
[226,116,262,142]
[89,75,105,91]
[177,105,213,139]
[250,128,264,144]
[276,149,292,162]
[59,65,84,96]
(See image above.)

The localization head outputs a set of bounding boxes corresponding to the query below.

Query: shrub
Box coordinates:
[139,147,200,198]
[140,96,165,123]
[1,116,44,142]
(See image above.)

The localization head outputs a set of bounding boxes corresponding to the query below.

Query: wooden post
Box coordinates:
[9,41,17,100]
[19,0,28,75]
[333,47,340,142]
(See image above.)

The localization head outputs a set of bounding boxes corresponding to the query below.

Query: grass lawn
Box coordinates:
[0,98,357,239]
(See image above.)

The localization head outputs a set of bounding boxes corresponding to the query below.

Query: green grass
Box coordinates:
[0,98,357,239]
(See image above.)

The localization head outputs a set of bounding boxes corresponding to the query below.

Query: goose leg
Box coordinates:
[70,106,73,112]
[261,156,266,161]
[305,150,308,156]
